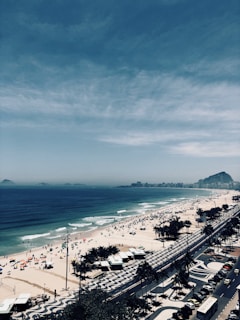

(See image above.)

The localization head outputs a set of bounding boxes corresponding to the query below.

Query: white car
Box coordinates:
[185,302,195,310]
[234,268,239,275]
[224,278,231,285]
[202,285,214,292]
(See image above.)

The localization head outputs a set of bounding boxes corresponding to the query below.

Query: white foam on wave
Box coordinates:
[47,235,62,240]
[138,202,156,209]
[21,233,50,241]
[117,209,127,214]
[82,216,117,223]
[55,227,67,232]
[68,222,93,228]
[154,201,169,205]
[95,218,115,226]
[87,226,98,232]
[115,215,132,220]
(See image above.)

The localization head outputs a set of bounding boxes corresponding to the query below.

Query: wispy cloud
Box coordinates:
[1,70,239,121]
[0,0,239,185]
[171,141,240,157]
[1,69,239,157]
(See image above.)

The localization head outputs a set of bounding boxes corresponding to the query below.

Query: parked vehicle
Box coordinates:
[223,265,232,271]
[216,272,223,279]
[224,278,231,285]
[193,293,205,302]
[218,270,227,277]
[187,298,200,307]
[185,302,195,310]
[227,314,238,320]
[202,285,214,292]
[200,288,210,295]
[228,257,237,262]
[213,274,221,282]
[208,280,217,286]
[234,268,239,275]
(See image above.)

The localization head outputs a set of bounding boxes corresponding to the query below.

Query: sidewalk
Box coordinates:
[217,292,239,320]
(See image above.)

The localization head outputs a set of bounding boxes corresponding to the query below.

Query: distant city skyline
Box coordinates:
[0,0,239,185]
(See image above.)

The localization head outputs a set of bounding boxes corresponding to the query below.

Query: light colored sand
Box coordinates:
[0,189,239,301]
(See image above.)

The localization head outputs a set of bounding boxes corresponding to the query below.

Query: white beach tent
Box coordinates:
[108,256,123,269]
[0,298,15,319]
[129,248,146,259]
[119,252,129,262]
[100,261,110,270]
[14,293,31,311]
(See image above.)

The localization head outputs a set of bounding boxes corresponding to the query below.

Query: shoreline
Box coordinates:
[0,187,212,259]
[0,188,239,301]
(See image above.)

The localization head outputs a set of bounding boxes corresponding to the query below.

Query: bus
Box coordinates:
[197,296,218,320]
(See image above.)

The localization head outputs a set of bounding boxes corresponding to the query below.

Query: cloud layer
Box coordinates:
[0,0,239,182]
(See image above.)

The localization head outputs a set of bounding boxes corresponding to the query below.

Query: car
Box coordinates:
[187,299,200,307]
[234,268,239,275]
[228,257,237,262]
[227,315,238,320]
[213,275,221,282]
[204,248,214,254]
[219,270,227,277]
[202,285,214,292]
[200,288,210,295]
[216,272,223,279]
[208,280,217,286]
[193,293,205,302]
[224,278,231,285]
[229,310,239,316]
[185,302,195,310]
[223,265,232,270]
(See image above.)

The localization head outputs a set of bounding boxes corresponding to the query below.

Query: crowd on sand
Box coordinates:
[0,189,240,303]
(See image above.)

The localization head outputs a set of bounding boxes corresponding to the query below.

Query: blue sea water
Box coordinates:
[0,186,211,256]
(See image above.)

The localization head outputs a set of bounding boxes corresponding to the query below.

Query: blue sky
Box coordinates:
[0,0,239,185]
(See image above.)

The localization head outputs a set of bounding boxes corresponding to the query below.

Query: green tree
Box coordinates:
[202,224,214,239]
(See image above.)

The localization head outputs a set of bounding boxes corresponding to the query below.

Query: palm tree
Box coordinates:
[108,245,119,256]
[202,224,214,244]
[126,295,151,319]
[196,208,205,222]
[135,261,158,296]
[158,269,168,292]
[182,251,195,272]
[71,259,77,275]
[96,246,108,260]
[184,220,192,247]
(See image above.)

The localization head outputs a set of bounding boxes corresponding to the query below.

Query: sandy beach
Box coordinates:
[0,189,239,302]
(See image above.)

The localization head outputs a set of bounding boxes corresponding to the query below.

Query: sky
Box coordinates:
[0,0,240,185]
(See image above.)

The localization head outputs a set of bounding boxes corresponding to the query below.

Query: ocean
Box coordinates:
[0,186,211,256]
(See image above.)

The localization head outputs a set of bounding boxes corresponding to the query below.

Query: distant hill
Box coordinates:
[1,179,15,185]
[196,172,234,188]
[118,171,238,190]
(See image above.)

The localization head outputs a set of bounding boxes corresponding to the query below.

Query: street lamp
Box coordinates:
[63,231,70,291]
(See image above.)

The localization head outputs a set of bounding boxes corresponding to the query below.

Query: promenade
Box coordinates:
[9,203,240,320]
